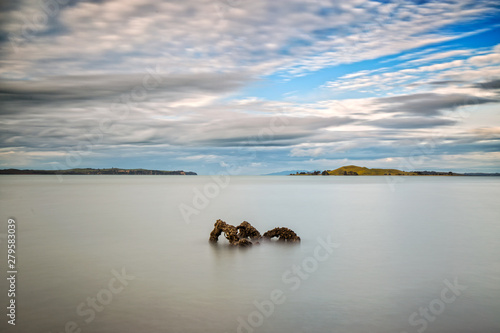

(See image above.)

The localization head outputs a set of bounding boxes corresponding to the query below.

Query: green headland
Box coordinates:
[291,165,459,176]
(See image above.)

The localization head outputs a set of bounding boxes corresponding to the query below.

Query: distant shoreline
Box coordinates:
[0,168,197,175]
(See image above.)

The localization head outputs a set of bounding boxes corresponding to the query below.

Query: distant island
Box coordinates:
[290,165,500,176]
[265,170,312,176]
[0,168,197,175]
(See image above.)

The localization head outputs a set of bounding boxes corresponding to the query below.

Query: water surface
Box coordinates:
[0,175,499,333]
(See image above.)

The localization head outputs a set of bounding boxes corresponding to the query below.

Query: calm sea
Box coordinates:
[0,175,499,333]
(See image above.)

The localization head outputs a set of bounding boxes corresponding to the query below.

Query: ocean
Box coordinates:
[0,175,499,333]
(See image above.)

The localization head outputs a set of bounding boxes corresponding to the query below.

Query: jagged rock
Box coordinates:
[263,227,301,242]
[209,219,240,245]
[209,220,300,246]
[237,221,261,240]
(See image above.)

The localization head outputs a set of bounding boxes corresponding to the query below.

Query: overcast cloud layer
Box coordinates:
[1,0,500,174]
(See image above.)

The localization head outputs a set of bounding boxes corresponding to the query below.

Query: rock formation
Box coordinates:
[263,227,301,242]
[209,219,240,245]
[209,220,300,246]
[237,221,262,240]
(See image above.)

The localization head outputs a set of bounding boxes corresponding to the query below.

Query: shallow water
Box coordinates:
[0,175,499,333]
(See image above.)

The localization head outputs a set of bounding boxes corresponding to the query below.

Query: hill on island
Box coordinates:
[324,165,416,176]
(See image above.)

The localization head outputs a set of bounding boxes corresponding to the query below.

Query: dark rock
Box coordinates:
[263,227,301,242]
[237,221,261,240]
[209,219,240,245]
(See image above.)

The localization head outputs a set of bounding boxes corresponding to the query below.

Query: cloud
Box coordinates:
[369,117,457,129]
[178,154,220,161]
[409,60,465,73]
[476,79,500,90]
[290,147,324,157]
[0,71,252,108]
[405,49,474,65]
[427,80,466,85]
[175,115,356,147]
[375,93,496,116]
[468,53,500,66]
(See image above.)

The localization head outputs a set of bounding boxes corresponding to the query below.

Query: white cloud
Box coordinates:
[178,154,220,161]
[412,59,465,73]
[468,53,500,66]
[290,147,325,157]
[405,49,474,65]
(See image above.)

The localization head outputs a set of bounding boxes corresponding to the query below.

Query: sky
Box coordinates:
[0,0,499,175]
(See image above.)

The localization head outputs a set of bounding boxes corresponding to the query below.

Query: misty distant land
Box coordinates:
[0,168,197,175]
